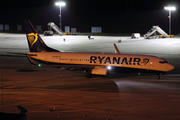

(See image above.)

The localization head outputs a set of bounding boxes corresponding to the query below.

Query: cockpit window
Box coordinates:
[159,61,168,64]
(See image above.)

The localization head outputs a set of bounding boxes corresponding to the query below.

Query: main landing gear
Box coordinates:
[85,70,92,78]
[86,73,92,78]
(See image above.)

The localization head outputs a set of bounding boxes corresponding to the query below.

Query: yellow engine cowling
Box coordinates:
[91,67,107,75]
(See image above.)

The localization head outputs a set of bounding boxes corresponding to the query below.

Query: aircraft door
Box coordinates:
[149,59,153,68]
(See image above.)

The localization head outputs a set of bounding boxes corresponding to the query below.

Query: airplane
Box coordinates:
[24,20,174,79]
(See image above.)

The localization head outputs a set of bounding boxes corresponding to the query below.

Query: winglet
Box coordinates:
[114,43,121,54]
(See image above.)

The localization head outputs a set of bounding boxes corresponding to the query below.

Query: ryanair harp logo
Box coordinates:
[143,58,149,65]
[27,33,38,47]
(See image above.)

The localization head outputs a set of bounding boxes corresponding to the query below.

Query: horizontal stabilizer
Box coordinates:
[5,52,27,55]
[27,55,36,66]
[5,52,36,66]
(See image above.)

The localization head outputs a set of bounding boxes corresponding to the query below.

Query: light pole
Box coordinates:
[164,5,176,35]
[55,1,66,30]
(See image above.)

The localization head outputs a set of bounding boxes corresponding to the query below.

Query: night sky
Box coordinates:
[0,0,180,34]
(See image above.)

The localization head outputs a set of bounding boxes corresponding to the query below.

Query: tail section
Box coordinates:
[24,20,59,52]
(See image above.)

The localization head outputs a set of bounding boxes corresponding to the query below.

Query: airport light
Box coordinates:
[55,1,66,30]
[164,5,176,35]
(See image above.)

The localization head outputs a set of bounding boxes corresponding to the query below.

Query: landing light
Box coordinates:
[107,66,111,70]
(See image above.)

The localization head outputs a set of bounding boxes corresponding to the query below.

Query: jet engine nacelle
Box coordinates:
[91,67,107,75]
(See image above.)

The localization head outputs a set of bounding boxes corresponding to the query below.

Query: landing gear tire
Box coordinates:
[86,73,92,78]
[156,75,160,79]
[106,71,110,78]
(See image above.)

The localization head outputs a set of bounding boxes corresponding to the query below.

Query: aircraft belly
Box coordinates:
[113,67,164,74]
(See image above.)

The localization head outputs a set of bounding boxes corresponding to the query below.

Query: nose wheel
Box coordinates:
[156,74,160,79]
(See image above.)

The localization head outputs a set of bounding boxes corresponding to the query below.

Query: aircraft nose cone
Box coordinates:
[168,64,174,71]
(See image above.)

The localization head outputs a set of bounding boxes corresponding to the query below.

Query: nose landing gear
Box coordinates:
[156,73,162,79]
[156,75,160,79]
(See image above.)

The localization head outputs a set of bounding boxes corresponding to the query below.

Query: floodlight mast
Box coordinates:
[164,5,176,36]
[55,1,66,30]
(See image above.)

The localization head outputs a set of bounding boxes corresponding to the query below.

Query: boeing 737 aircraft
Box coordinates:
[24,20,174,79]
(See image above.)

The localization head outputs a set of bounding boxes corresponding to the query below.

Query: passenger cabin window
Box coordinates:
[159,61,168,64]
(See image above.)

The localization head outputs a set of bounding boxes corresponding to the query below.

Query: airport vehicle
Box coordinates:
[131,33,140,39]
[24,21,174,79]
[44,31,53,36]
